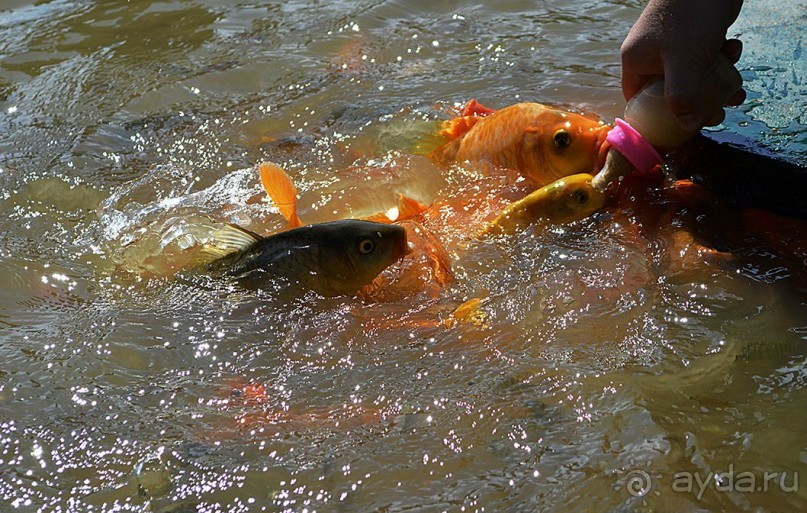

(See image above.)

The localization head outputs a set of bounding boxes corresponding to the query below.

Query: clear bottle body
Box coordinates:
[623,54,743,152]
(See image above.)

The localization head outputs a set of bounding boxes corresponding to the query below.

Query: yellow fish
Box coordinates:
[479,173,605,236]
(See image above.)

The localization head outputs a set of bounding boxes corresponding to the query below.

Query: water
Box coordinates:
[1,1,806,512]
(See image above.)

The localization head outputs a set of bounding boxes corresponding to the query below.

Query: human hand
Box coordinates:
[620,0,746,131]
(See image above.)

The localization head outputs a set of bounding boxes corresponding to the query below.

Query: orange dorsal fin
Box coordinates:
[361,194,429,224]
[396,194,429,220]
[362,211,397,224]
[439,115,482,140]
[259,162,303,228]
[460,99,496,117]
[438,99,496,141]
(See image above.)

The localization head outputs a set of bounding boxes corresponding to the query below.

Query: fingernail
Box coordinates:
[676,113,701,132]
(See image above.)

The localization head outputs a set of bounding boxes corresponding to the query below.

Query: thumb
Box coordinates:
[663,56,709,132]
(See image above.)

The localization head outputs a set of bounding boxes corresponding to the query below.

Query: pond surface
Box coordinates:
[1,1,806,512]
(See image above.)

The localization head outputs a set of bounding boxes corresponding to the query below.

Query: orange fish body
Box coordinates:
[741,208,807,264]
[361,180,527,301]
[202,377,385,438]
[434,101,610,187]
[369,172,604,298]
[362,219,453,301]
[608,171,737,278]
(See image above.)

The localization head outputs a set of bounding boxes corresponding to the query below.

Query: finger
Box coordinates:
[721,39,743,64]
[726,88,746,107]
[621,67,645,102]
[663,57,707,132]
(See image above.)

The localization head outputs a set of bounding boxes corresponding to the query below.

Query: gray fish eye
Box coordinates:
[573,189,588,204]
[358,238,375,254]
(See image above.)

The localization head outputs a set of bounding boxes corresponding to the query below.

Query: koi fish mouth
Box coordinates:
[594,124,612,172]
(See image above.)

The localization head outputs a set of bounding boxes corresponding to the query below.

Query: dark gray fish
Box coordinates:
[204,219,408,296]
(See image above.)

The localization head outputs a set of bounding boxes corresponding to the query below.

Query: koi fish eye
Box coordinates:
[553,129,571,150]
[572,189,589,204]
[358,238,375,254]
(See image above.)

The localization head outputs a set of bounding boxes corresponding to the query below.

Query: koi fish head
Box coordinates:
[446,103,611,187]
[517,107,611,186]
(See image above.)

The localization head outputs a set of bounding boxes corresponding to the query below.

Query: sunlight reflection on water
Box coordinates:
[0,0,805,512]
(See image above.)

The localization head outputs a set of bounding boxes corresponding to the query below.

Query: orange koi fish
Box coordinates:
[199,377,387,439]
[433,100,611,187]
[741,209,807,265]
[608,170,737,278]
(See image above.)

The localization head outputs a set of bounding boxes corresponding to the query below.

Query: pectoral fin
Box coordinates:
[201,223,262,260]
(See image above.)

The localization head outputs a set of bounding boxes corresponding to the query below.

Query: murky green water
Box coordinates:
[1,1,806,512]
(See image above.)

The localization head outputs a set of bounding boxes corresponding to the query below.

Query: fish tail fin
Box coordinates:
[259,162,304,228]
[396,193,429,220]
